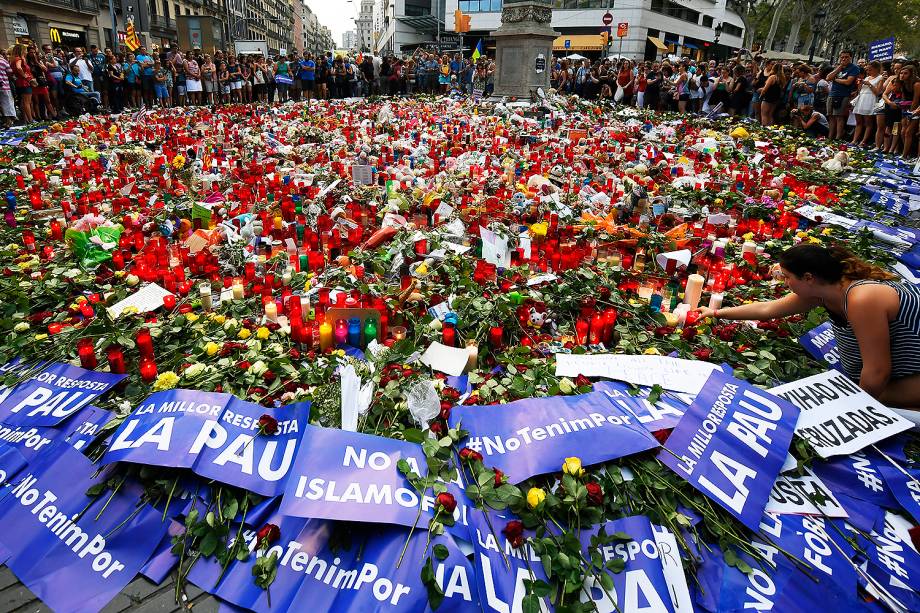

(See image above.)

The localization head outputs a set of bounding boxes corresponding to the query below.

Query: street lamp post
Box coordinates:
[713,22,722,60]
[807,8,827,64]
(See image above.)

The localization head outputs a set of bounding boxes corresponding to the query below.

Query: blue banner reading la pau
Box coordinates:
[661,371,800,530]
[0,442,166,613]
[102,389,309,496]
[450,391,658,483]
[0,362,125,428]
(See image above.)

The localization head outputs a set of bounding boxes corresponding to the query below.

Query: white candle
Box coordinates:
[684,274,705,309]
[741,241,757,256]
[199,283,212,311]
[673,303,691,326]
[232,282,244,300]
[465,340,479,373]
[265,301,278,322]
[708,292,724,311]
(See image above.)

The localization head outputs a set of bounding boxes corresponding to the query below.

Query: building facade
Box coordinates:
[355,0,373,52]
[369,0,745,61]
[342,28,357,50]
[292,0,305,53]
[234,0,292,55]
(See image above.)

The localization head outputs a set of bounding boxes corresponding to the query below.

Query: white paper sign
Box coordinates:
[419,342,470,376]
[769,370,913,458]
[554,354,724,395]
[108,283,173,318]
[480,227,511,268]
[351,165,374,185]
[765,470,848,517]
[652,524,693,613]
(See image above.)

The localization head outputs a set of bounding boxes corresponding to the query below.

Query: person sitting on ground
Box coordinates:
[64,63,101,105]
[696,244,920,408]
[792,104,829,137]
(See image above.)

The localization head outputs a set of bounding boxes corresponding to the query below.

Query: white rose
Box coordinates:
[13,322,30,333]
[248,360,268,376]
[126,274,140,286]
[184,363,207,379]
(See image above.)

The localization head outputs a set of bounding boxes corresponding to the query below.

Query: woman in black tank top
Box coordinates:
[696,244,920,409]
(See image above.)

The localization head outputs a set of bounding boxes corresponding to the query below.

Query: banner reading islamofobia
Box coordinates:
[0,442,166,613]
[769,370,913,458]
[102,389,309,496]
[662,371,799,530]
[449,391,658,483]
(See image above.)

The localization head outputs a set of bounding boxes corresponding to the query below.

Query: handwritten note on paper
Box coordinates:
[555,354,724,394]
[480,227,511,268]
[108,283,173,318]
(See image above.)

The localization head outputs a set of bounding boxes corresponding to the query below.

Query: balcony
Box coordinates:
[149,15,177,31]
[39,0,99,13]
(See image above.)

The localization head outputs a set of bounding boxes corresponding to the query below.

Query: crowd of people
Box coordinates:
[553,50,920,160]
[1,39,919,159]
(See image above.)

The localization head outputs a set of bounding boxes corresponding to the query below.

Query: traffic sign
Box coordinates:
[564,39,571,49]
[617,22,628,37]
[602,12,613,26]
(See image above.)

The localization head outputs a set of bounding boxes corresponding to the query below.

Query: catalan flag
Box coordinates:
[471,39,483,62]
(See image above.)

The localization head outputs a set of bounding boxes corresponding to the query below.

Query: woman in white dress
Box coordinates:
[852,61,884,146]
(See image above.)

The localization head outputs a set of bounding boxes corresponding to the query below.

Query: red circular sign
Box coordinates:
[602,12,613,26]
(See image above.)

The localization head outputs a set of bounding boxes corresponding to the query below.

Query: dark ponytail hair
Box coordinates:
[778,244,896,283]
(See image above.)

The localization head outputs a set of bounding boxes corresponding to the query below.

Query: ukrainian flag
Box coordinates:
[471,39,483,61]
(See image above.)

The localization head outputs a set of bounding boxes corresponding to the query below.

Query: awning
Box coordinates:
[682,42,699,50]
[647,36,668,51]
[553,35,604,52]
[395,15,444,35]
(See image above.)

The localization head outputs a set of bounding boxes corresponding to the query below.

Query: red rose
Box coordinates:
[681,327,697,340]
[237,360,251,370]
[502,520,525,548]
[693,348,712,361]
[440,404,452,420]
[436,492,457,514]
[654,326,674,338]
[459,447,484,463]
[263,370,276,383]
[910,526,920,552]
[258,414,279,435]
[585,481,604,506]
[575,374,592,388]
[494,468,505,487]
[429,422,444,435]
[289,348,301,359]
[653,429,672,445]
[255,523,280,548]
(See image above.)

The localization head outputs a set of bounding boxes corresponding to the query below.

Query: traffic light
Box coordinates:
[454,9,471,33]
[601,31,609,47]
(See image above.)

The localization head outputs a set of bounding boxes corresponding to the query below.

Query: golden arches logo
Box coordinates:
[50,28,62,43]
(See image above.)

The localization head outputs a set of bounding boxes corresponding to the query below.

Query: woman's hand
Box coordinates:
[695,307,717,319]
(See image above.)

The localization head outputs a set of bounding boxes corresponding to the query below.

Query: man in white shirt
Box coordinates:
[69,48,95,91]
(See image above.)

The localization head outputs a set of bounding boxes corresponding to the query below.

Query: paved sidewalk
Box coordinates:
[0,567,219,612]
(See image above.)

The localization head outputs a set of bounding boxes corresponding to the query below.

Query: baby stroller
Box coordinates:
[62,89,100,116]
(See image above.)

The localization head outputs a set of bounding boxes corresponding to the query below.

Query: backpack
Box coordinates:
[688,76,699,92]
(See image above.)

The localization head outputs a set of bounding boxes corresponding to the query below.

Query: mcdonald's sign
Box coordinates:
[49,27,86,47]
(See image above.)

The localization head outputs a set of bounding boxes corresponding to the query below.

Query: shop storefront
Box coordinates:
[49,25,88,48]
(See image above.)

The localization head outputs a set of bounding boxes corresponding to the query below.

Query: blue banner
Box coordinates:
[103,390,309,497]
[0,362,125,428]
[866,512,920,594]
[879,464,920,524]
[593,381,689,431]
[188,512,478,612]
[0,443,27,486]
[798,322,842,371]
[58,405,114,451]
[811,450,898,509]
[0,442,166,613]
[661,372,799,530]
[868,37,896,61]
[450,392,658,483]
[578,515,677,612]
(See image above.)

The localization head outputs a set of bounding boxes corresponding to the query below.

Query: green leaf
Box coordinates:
[599,571,615,592]
[199,531,219,557]
[606,558,626,573]
[522,594,542,613]
[433,544,450,561]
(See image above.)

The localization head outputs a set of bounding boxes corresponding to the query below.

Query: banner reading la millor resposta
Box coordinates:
[662,371,799,530]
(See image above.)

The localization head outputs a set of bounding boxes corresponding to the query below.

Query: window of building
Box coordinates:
[701,15,713,27]
[459,0,502,12]
[649,0,700,25]
[552,0,609,7]
[722,23,743,37]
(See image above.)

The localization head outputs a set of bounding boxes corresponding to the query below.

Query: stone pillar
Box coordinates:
[490,0,558,99]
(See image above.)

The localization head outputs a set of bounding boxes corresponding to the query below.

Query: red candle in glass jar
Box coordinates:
[106,344,126,374]
[576,318,590,345]
[488,325,504,349]
[139,356,158,382]
[162,294,177,310]
[136,328,154,358]
[589,313,605,345]
[77,338,98,369]
[442,324,456,347]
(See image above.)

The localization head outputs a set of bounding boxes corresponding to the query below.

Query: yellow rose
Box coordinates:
[256,326,270,340]
[562,456,584,477]
[185,312,199,323]
[644,347,661,355]
[238,328,252,340]
[205,341,220,356]
[527,487,546,509]
[212,314,226,325]
[34,333,48,341]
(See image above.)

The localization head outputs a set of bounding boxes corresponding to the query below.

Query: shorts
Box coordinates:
[439,74,450,85]
[142,75,154,93]
[231,80,242,90]
[176,85,187,96]
[204,80,215,93]
[221,84,231,95]
[678,93,690,101]
[303,79,314,90]
[828,96,849,117]
[155,84,169,99]
[17,85,32,95]
[187,79,202,92]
